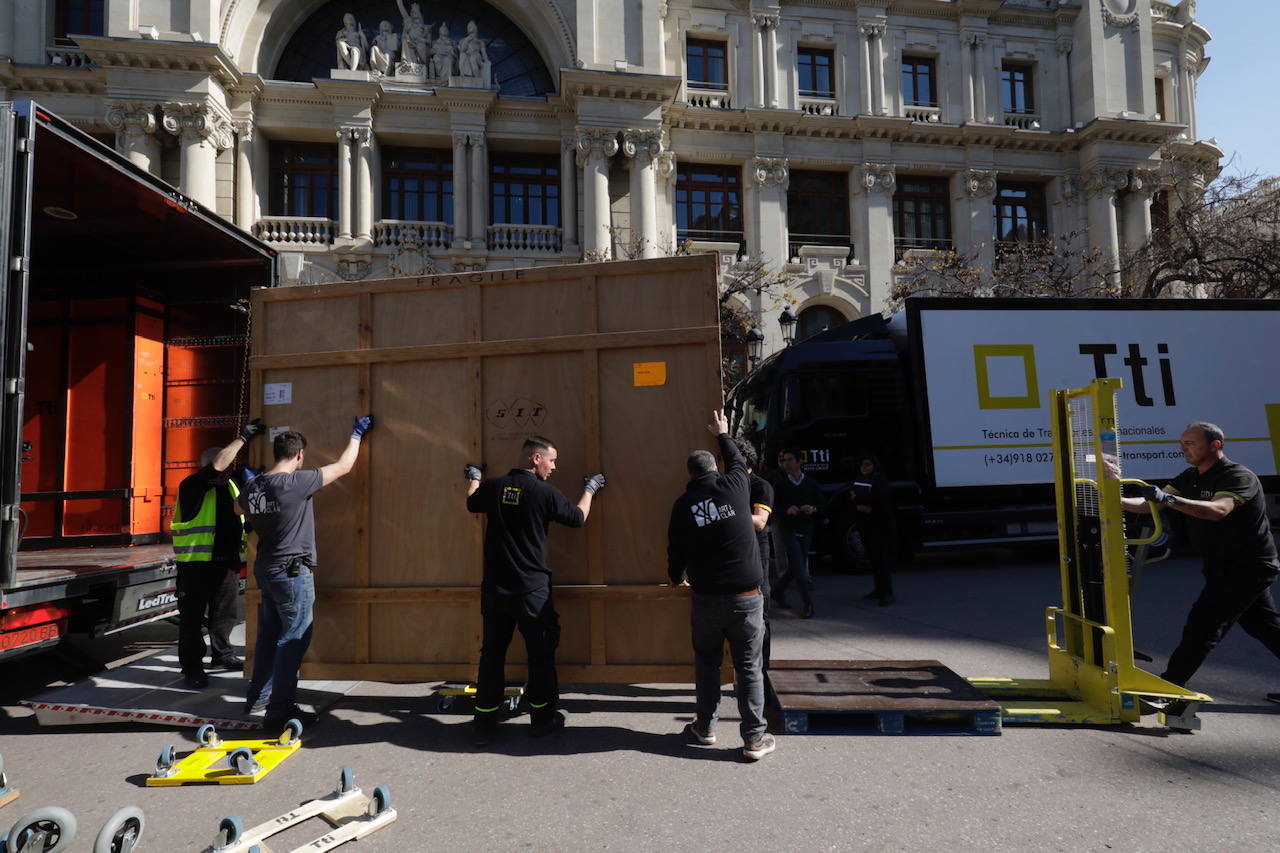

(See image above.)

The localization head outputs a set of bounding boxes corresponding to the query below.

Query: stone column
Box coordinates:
[1181,49,1198,137]
[1122,168,1159,255]
[856,163,896,313]
[959,33,975,122]
[353,127,373,240]
[469,132,487,250]
[658,150,678,251]
[967,32,988,123]
[860,23,886,115]
[623,129,662,259]
[560,136,578,254]
[335,128,353,239]
[749,157,789,266]
[963,168,998,274]
[232,119,255,229]
[162,103,230,208]
[752,19,766,107]
[755,13,780,109]
[1085,167,1129,287]
[105,102,160,174]
[451,131,469,247]
[576,128,619,259]
[1056,37,1074,128]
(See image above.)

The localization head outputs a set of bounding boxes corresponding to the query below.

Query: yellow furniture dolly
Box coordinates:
[146,720,303,787]
[434,683,523,713]
[201,768,395,853]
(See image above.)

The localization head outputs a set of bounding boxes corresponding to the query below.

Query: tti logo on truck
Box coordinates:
[973,343,1175,409]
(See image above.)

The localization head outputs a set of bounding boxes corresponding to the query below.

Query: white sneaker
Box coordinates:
[743,733,776,760]
[684,721,716,745]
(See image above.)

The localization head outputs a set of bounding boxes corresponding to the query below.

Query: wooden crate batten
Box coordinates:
[246,255,723,683]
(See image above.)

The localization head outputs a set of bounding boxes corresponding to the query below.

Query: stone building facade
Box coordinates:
[0,0,1217,354]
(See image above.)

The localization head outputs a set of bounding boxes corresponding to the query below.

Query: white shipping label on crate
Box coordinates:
[269,426,291,441]
[264,382,293,405]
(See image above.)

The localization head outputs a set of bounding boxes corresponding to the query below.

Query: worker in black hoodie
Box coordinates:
[668,409,775,761]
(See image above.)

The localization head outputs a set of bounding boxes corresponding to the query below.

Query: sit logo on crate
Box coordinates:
[691,498,735,527]
[485,398,548,430]
[502,486,522,506]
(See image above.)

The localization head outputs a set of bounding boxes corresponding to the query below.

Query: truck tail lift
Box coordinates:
[969,378,1210,729]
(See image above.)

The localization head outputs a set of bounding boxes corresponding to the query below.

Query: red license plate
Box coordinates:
[0,621,63,652]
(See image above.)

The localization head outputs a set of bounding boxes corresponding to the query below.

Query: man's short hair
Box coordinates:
[1186,422,1225,445]
[200,446,221,468]
[522,435,556,457]
[734,437,758,470]
[687,449,717,477]
[273,430,307,462]
[778,448,800,462]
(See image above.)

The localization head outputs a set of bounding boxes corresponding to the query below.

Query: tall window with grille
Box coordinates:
[382,148,452,223]
[676,164,743,248]
[686,39,728,90]
[490,155,560,226]
[893,177,951,258]
[787,170,852,260]
[993,182,1048,247]
[901,56,937,106]
[54,0,104,43]
[269,142,339,219]
[1001,62,1035,114]
[797,47,835,99]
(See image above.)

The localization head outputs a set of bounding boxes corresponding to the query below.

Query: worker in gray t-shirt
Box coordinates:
[237,416,373,731]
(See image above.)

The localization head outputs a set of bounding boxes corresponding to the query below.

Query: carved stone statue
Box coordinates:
[430,22,456,79]
[335,13,368,70]
[395,0,428,66]
[457,20,489,80]
[370,20,398,76]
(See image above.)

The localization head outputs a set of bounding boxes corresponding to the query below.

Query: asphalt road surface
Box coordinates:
[2,550,1278,852]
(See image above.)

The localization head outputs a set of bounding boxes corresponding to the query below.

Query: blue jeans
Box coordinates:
[247,565,315,718]
[691,590,767,744]
[774,530,813,608]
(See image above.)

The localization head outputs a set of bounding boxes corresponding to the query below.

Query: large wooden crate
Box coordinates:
[246,255,722,682]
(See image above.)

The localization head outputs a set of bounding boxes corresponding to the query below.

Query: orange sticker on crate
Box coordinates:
[633,362,667,387]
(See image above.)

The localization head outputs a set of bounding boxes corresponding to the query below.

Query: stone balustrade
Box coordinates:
[253,216,335,246]
[799,97,838,116]
[47,46,90,67]
[486,223,563,253]
[371,220,453,251]
[686,88,732,110]
[905,104,941,123]
[1003,111,1041,130]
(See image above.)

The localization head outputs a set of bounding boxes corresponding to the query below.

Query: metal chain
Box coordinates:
[234,298,252,436]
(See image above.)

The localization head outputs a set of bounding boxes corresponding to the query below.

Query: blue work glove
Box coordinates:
[1140,484,1177,505]
[583,473,606,494]
[238,418,266,443]
[351,414,374,439]
[464,464,484,482]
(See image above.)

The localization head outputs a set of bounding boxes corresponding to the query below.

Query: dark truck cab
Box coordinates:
[727,312,1056,562]
[0,101,277,660]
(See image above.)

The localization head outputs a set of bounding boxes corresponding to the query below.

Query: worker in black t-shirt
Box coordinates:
[1122,421,1280,701]
[465,436,604,745]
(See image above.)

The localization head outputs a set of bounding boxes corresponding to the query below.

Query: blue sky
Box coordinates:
[1195,1,1280,179]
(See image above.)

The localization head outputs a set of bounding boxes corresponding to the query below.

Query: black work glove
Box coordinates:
[583,473,606,494]
[351,414,374,439]
[239,418,266,443]
[1140,484,1177,505]
[464,464,484,482]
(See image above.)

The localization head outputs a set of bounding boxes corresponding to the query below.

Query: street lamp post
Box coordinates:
[746,326,764,366]
[778,306,797,346]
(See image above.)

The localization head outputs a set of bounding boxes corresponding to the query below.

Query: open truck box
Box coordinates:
[0,101,276,651]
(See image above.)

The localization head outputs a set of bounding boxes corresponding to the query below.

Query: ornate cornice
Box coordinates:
[964,168,997,197]
[859,163,896,194]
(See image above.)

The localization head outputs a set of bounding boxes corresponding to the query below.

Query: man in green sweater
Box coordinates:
[770,448,823,618]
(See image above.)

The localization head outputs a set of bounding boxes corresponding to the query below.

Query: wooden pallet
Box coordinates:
[770,660,1002,736]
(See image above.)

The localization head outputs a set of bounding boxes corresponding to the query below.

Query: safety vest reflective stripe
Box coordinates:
[474,705,501,713]
[171,479,246,563]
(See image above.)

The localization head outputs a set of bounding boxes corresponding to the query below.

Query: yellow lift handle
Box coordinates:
[1119,479,1165,546]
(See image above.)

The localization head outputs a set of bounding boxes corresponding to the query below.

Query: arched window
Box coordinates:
[274,0,555,97]
[797,305,847,342]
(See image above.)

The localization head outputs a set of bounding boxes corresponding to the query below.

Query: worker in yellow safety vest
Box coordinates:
[170,419,265,689]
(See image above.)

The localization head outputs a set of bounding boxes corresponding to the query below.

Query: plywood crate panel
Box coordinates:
[246,255,722,682]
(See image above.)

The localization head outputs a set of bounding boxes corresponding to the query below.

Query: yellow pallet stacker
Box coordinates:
[969,378,1211,730]
[146,720,303,787]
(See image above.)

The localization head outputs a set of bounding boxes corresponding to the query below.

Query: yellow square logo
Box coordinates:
[501,486,522,505]
[973,344,1040,410]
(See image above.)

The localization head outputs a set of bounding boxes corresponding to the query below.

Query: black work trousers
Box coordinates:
[862,530,896,596]
[176,560,240,675]
[474,587,560,730]
[1162,560,1280,687]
